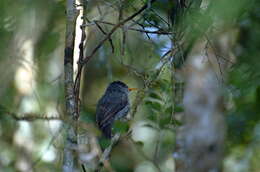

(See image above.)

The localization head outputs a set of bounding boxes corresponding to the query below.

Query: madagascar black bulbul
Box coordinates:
[96,81,137,138]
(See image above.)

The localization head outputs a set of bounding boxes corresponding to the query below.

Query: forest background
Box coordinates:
[0,0,260,172]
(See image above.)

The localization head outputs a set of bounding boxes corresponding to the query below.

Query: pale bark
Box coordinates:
[63,0,79,171]
[174,29,236,171]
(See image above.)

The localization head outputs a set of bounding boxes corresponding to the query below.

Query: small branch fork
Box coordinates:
[78,0,157,66]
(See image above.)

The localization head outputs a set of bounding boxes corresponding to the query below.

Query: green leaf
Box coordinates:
[147,112,157,122]
[174,105,184,113]
[145,100,162,112]
[113,121,129,133]
[159,113,172,129]
[99,138,111,149]
[148,91,162,100]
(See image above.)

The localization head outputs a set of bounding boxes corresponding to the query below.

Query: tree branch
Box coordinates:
[95,134,120,172]
[10,113,61,121]
[0,105,61,121]
[81,0,157,65]
[92,20,174,35]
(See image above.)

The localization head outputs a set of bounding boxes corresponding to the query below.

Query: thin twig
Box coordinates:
[81,164,87,172]
[74,1,87,118]
[0,105,62,121]
[91,20,174,35]
[205,34,235,64]
[32,126,64,167]
[127,48,176,138]
[94,21,115,53]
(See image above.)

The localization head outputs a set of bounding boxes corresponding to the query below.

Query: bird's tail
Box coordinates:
[99,123,112,139]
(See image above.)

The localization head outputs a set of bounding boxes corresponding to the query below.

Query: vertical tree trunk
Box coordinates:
[174,37,229,172]
[63,0,79,171]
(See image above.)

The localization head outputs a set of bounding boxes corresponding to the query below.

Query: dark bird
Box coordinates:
[96,81,137,138]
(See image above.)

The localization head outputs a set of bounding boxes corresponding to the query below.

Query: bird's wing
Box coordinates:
[96,92,128,128]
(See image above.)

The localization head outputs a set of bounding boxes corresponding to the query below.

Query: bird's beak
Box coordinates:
[128,88,138,91]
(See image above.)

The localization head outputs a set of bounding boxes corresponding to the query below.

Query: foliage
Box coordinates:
[227,0,260,146]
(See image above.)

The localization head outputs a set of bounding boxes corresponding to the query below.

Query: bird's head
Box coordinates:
[106,81,137,94]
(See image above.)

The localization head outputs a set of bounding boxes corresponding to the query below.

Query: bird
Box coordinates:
[96,81,137,138]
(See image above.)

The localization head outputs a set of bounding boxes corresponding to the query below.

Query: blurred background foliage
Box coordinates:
[0,0,260,171]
